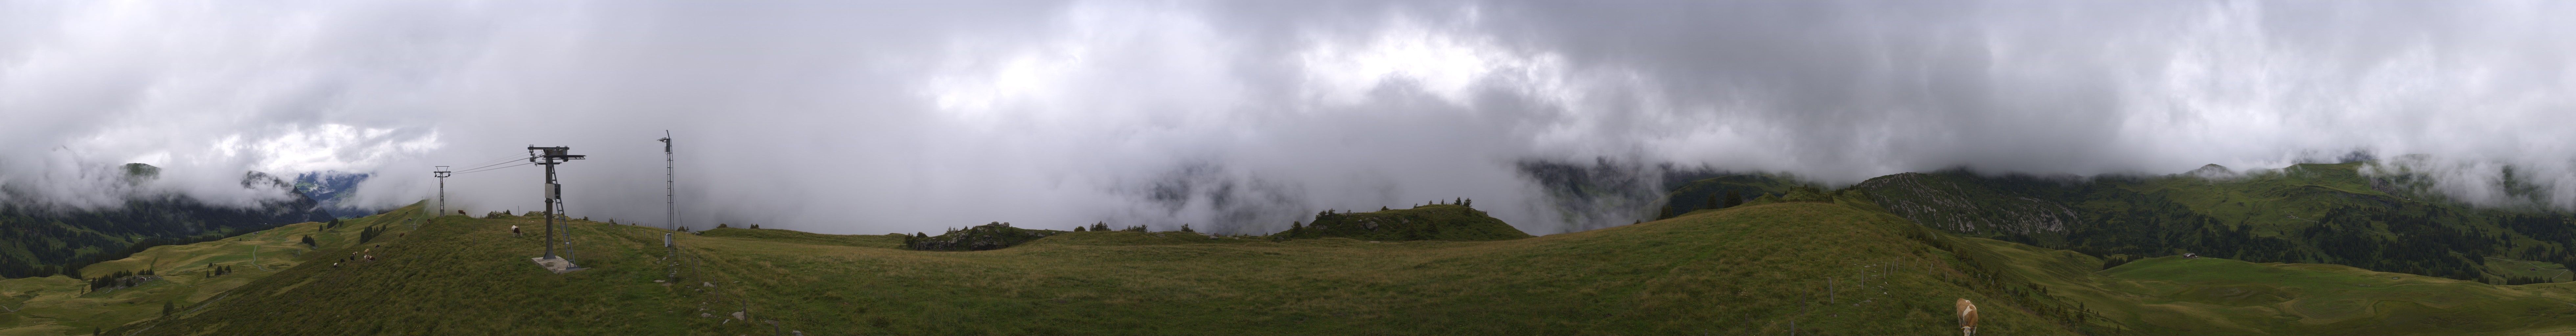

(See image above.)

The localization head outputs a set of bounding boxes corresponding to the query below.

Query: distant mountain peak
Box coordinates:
[293,171,386,218]
[121,163,160,184]
[2187,163,2234,177]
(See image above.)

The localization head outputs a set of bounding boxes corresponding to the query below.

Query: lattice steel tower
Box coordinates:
[433,166,451,216]
[660,131,677,230]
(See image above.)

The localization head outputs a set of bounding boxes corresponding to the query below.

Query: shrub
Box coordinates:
[907,222,1060,251]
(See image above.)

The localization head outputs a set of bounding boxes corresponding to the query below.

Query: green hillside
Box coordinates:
[102,201,2100,335]
[6,162,2570,334]
[0,203,427,335]
[0,164,336,279]
[1847,162,2576,283]
[1951,235,2576,334]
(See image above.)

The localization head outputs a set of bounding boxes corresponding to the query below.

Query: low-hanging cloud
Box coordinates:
[3,1,2573,235]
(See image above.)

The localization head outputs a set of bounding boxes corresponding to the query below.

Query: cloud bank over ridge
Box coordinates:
[3,1,2573,234]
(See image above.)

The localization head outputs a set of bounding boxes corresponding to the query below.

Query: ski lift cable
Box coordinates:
[450,161,536,175]
[458,153,528,168]
[451,161,534,175]
[445,154,528,173]
[449,155,535,173]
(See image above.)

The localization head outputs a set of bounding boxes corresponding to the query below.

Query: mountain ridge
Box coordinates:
[0,164,333,278]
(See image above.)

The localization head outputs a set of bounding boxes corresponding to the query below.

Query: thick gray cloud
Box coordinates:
[2,1,2572,235]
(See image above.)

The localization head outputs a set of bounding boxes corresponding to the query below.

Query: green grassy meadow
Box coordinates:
[96,201,2100,335]
[0,188,2562,334]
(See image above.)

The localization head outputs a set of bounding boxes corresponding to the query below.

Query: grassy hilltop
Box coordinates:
[5,162,2574,335]
[100,201,2104,335]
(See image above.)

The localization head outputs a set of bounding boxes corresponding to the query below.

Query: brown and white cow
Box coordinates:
[1957,298,1980,336]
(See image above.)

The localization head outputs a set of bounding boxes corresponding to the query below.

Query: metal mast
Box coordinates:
[660,131,676,230]
[433,166,451,216]
[528,146,585,260]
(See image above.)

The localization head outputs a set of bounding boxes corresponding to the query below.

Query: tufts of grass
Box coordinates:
[696,228,904,249]
[32,195,2566,335]
[1952,233,2576,335]
[119,201,2085,335]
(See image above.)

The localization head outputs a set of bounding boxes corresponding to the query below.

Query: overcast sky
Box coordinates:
[3,1,2573,235]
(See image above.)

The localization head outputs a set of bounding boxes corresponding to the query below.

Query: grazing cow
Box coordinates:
[1957,298,1979,336]
[511,225,521,236]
